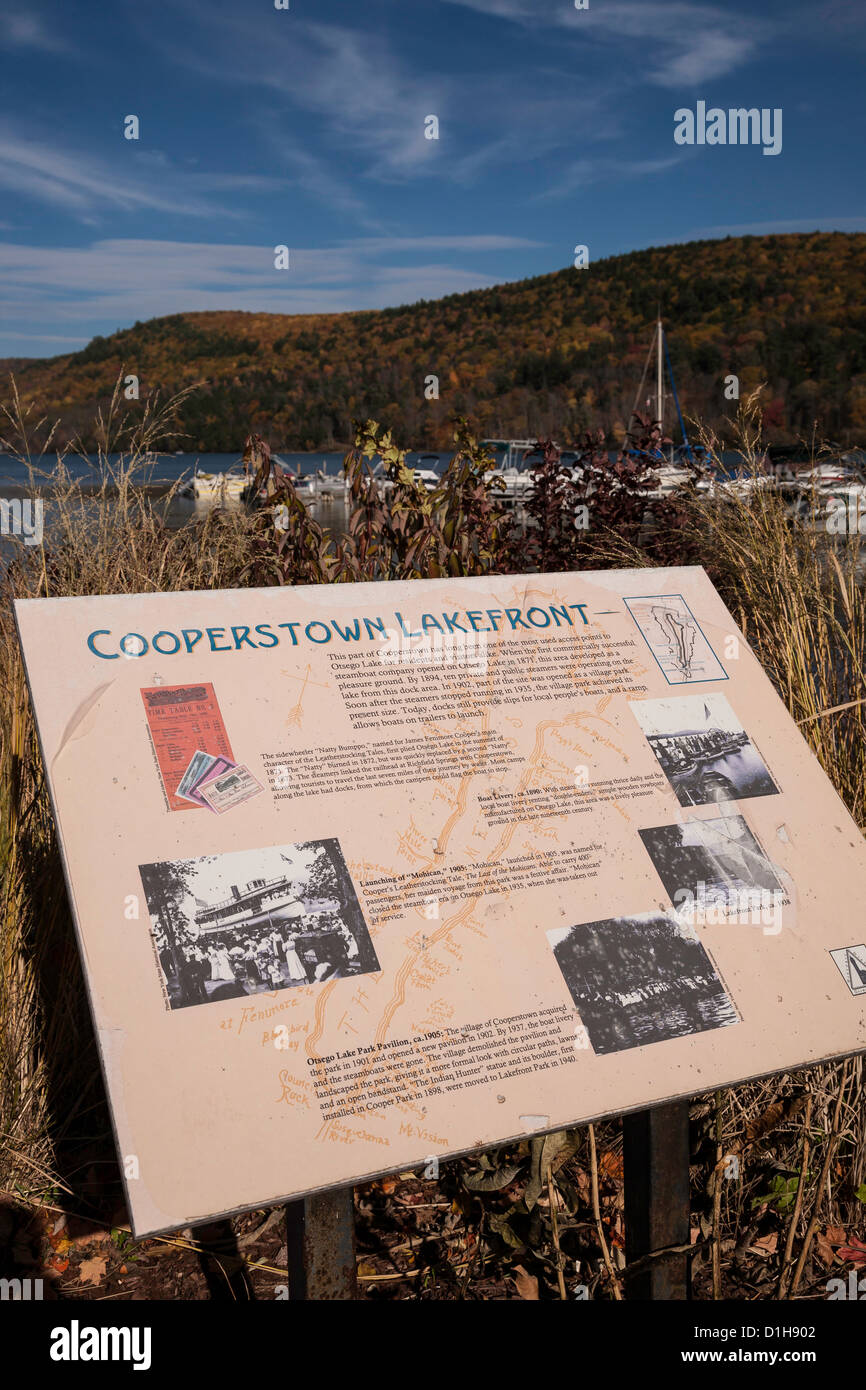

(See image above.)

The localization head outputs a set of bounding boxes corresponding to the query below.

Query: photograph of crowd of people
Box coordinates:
[139,838,379,1010]
[638,813,784,916]
[630,693,779,807]
[548,910,738,1054]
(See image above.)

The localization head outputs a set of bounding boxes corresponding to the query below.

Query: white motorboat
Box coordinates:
[696,472,776,500]
[794,460,866,490]
[485,441,552,502]
[784,459,866,532]
[313,462,347,500]
[645,462,694,498]
[363,458,441,496]
[274,461,344,502]
[413,454,442,490]
[178,464,251,502]
[288,470,318,500]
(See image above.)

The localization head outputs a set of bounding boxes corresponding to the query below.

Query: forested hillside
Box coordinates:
[4,231,866,451]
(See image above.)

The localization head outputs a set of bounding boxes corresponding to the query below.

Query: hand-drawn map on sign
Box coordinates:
[624,593,728,684]
[14,566,866,1237]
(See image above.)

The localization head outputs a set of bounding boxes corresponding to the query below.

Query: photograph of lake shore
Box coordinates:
[630,693,780,807]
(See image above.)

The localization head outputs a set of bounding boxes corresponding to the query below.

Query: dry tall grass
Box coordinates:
[594,392,866,1295]
[0,384,259,1204]
[689,405,866,1296]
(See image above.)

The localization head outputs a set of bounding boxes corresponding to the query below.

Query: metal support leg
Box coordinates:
[285,1187,358,1300]
[196,1220,254,1300]
[622,1100,691,1300]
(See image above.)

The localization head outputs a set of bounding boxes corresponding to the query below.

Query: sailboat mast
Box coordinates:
[656,314,664,430]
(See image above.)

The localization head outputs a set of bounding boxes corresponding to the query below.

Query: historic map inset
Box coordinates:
[624,594,727,685]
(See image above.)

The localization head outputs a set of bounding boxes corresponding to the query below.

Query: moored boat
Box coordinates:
[484,439,567,502]
[178,463,251,502]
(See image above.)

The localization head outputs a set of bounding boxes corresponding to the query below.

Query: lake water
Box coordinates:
[671,745,781,806]
[0,451,357,555]
[0,450,424,496]
[0,446,760,498]
[584,987,738,1053]
[0,446,795,561]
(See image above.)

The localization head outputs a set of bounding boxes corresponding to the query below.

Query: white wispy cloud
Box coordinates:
[148,6,446,183]
[339,234,545,253]
[148,1,611,190]
[0,130,286,220]
[539,154,685,200]
[0,236,536,350]
[443,0,770,86]
[0,8,72,55]
[692,216,866,236]
[249,122,381,229]
[3,332,85,345]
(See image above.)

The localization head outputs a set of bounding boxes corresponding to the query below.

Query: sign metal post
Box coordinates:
[622,1100,691,1299]
[285,1188,358,1299]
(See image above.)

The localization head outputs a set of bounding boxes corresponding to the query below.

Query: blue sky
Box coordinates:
[1,0,864,357]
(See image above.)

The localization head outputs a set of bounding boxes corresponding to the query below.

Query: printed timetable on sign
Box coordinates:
[140,684,234,811]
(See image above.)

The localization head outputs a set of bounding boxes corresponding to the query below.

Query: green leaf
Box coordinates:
[750,1174,802,1211]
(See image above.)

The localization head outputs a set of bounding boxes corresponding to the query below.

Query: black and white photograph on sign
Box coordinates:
[630,693,779,807]
[548,911,739,1055]
[830,944,866,997]
[623,594,727,684]
[638,814,783,919]
[139,839,379,1010]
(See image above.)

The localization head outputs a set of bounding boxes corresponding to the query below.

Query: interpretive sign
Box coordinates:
[14,567,866,1236]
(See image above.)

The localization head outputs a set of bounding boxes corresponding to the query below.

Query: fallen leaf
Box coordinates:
[78,1256,108,1287]
[745,1095,806,1144]
[837,1237,866,1269]
[463,1163,523,1193]
[48,1258,69,1273]
[825,1225,847,1245]
[751,1233,778,1256]
[71,1229,111,1250]
[600,1150,624,1182]
[814,1232,836,1268]
[512,1264,539,1300]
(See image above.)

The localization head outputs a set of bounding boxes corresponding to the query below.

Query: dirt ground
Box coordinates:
[3,1151,861,1301]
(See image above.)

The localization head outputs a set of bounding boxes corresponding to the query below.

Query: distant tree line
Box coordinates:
[7,232,866,451]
